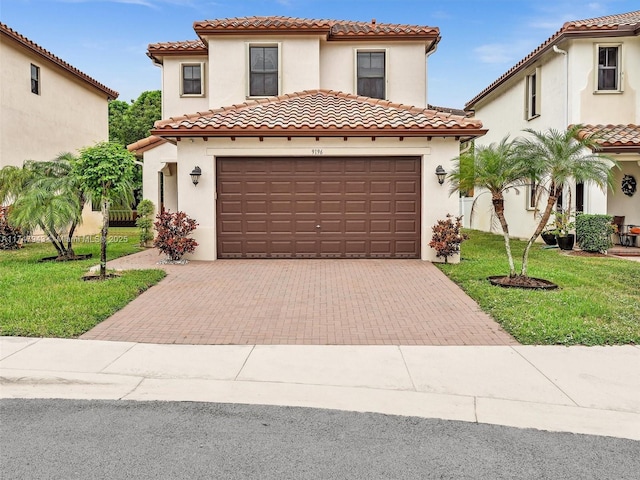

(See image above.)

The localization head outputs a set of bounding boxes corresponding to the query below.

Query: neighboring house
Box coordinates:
[129,16,486,261]
[0,22,118,234]
[465,11,640,239]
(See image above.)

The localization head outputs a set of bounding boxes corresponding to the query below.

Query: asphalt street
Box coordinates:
[1,399,639,479]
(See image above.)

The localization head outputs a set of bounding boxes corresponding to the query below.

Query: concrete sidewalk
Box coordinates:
[2,337,639,440]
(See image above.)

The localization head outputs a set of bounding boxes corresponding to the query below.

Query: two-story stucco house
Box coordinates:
[130,16,486,261]
[465,11,640,240]
[0,22,118,233]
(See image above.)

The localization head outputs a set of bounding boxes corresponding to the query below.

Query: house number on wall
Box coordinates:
[311,149,324,155]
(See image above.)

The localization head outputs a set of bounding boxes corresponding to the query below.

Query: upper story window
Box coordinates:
[525,68,540,120]
[31,64,40,95]
[181,63,204,96]
[356,51,386,99]
[527,179,537,210]
[249,45,279,97]
[596,44,621,92]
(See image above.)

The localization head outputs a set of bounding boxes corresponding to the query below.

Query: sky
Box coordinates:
[2,0,639,109]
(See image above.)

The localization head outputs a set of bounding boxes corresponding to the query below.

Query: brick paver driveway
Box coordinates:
[81,250,517,345]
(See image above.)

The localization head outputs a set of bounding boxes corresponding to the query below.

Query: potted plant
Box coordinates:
[549,209,575,250]
[540,228,557,246]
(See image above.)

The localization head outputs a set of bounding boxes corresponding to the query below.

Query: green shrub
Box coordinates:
[135,199,155,247]
[576,214,614,253]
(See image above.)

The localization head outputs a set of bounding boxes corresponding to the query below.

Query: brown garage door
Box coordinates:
[216,157,421,258]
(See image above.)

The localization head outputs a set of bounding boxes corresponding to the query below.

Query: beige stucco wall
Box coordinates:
[141,141,179,217]
[206,35,321,109]
[143,136,461,262]
[1,33,112,235]
[159,36,428,117]
[161,56,209,118]
[0,37,109,167]
[319,41,427,106]
[469,33,639,239]
[573,36,639,125]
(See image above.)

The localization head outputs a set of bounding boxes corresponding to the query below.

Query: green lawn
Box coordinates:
[0,228,165,338]
[437,230,640,345]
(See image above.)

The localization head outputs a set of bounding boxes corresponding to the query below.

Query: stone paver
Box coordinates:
[80,249,516,345]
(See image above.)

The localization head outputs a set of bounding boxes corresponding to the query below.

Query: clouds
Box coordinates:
[472,40,535,66]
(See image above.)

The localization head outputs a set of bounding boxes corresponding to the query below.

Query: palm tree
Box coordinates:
[0,154,87,259]
[449,136,530,277]
[515,125,616,277]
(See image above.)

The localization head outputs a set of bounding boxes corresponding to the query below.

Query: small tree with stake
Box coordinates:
[73,142,136,279]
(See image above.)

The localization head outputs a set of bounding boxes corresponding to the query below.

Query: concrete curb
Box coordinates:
[1,337,639,440]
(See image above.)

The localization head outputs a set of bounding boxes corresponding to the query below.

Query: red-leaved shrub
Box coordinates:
[153,210,198,261]
[0,206,22,250]
[428,214,468,263]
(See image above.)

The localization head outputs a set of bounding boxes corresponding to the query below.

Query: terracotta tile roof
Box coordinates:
[151,89,485,139]
[149,17,439,59]
[575,124,640,152]
[193,16,439,42]
[466,10,640,109]
[127,135,168,155]
[427,104,469,117]
[147,39,207,62]
[0,22,118,100]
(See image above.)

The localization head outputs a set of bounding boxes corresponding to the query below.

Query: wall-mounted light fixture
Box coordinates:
[435,165,447,185]
[190,166,202,186]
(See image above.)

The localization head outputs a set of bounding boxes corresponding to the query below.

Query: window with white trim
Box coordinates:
[596,44,621,91]
[527,179,538,210]
[249,45,279,97]
[31,64,40,95]
[525,68,540,119]
[181,63,204,96]
[356,50,386,99]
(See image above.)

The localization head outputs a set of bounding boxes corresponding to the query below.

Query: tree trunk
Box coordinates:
[492,195,516,277]
[521,184,560,277]
[100,198,109,279]
[39,221,65,258]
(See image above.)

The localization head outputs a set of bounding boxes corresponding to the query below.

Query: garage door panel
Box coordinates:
[396,200,418,214]
[320,200,342,213]
[295,181,317,193]
[221,201,242,214]
[345,220,366,233]
[245,201,267,214]
[345,200,366,213]
[345,181,366,193]
[220,220,242,233]
[246,220,267,233]
[396,181,418,194]
[395,159,420,173]
[371,201,392,213]
[370,220,392,233]
[217,157,420,259]
[371,181,392,194]
[396,219,418,233]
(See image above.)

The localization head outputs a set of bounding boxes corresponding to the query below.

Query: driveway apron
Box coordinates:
[81,249,517,345]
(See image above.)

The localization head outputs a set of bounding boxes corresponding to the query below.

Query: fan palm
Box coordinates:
[0,154,87,259]
[449,136,530,277]
[516,125,616,276]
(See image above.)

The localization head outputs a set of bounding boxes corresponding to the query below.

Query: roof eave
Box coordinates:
[465,26,640,110]
[592,145,640,154]
[151,127,488,140]
[1,24,118,100]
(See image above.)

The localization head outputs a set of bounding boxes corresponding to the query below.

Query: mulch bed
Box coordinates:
[563,250,607,257]
[488,275,558,290]
[39,254,93,262]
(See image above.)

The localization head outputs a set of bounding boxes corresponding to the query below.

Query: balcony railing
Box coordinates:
[108,210,137,227]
